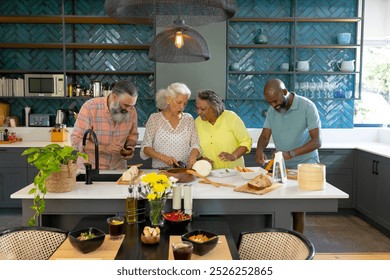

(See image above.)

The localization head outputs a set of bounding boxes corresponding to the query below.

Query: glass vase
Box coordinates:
[148,199,166,227]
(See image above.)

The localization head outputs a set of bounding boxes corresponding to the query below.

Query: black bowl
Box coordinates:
[181,229,218,256]
[164,215,191,232]
[68,227,105,254]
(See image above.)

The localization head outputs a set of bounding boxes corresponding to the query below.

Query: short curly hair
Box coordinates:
[197,90,225,117]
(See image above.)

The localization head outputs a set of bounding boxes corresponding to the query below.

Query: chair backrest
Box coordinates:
[0,226,67,260]
[237,228,315,260]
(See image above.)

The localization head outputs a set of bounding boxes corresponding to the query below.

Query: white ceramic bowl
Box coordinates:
[238,167,268,180]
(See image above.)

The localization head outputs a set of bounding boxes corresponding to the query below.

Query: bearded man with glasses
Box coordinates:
[71,80,139,170]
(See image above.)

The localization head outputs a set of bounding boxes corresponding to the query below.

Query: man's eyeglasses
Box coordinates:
[120,103,136,110]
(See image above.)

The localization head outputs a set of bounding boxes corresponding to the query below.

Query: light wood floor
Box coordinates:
[314,252,390,260]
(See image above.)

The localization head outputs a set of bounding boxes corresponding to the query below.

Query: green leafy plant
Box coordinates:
[22,144,87,226]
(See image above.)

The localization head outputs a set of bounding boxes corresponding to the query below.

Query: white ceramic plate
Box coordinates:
[210,168,237,178]
[238,167,268,180]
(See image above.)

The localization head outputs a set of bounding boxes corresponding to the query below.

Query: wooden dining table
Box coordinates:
[62,215,240,260]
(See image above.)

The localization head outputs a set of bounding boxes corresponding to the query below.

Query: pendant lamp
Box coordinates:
[148,19,210,63]
[104,0,237,26]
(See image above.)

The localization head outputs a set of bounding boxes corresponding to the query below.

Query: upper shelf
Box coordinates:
[229,44,360,49]
[0,43,150,50]
[230,17,363,23]
[0,15,152,25]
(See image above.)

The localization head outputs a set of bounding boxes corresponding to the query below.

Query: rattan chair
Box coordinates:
[237,228,315,260]
[0,226,67,260]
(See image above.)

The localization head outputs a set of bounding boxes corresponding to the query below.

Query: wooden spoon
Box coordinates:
[186,169,235,188]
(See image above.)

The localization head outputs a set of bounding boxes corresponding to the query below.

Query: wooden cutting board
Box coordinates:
[49,235,124,260]
[0,137,22,144]
[116,170,144,185]
[234,183,282,195]
[267,169,298,180]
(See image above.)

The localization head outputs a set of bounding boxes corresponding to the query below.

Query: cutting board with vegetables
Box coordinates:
[234,183,282,195]
[0,138,22,144]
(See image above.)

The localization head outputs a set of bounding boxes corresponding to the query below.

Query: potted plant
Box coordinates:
[22,144,87,226]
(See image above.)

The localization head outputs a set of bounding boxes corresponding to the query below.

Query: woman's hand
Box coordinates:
[160,155,179,167]
[188,157,197,168]
[218,152,236,162]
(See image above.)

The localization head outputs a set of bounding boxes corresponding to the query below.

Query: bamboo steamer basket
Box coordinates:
[297,163,326,190]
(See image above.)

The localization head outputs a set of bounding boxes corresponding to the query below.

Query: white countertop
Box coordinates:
[3,127,390,158]
[11,172,348,200]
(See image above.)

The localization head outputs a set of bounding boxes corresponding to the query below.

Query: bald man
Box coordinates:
[255,78,322,233]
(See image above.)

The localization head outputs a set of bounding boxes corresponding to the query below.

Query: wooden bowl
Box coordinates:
[160,168,195,183]
[140,234,160,245]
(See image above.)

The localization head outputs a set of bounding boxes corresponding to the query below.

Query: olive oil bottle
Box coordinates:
[126,184,146,224]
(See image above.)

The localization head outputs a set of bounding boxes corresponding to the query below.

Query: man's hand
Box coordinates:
[105,143,123,155]
[255,150,268,165]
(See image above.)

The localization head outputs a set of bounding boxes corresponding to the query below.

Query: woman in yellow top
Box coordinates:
[195,90,252,169]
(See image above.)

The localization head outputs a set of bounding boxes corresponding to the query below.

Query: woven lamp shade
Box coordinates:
[148,23,210,63]
[105,0,237,26]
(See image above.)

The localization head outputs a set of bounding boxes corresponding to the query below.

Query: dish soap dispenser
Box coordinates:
[272,151,287,183]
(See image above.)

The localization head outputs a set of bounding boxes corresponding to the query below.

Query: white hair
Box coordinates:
[155,82,191,110]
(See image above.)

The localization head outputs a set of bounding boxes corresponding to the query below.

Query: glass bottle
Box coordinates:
[126,185,137,224]
[136,184,146,223]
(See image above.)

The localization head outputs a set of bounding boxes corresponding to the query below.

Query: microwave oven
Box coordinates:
[24,74,66,97]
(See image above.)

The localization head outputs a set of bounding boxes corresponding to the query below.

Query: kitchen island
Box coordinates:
[11,171,348,231]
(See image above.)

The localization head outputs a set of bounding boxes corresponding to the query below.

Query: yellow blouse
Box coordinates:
[195,110,252,169]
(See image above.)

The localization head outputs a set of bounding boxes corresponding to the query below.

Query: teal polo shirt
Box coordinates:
[263,93,321,168]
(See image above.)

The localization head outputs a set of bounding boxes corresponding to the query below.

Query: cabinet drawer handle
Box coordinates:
[375,160,379,175]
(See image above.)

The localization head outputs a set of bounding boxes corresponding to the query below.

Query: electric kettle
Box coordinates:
[55,109,67,125]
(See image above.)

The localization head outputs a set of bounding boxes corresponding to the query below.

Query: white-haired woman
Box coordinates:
[140,83,201,168]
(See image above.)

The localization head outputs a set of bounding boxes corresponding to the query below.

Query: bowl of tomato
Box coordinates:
[163,211,191,231]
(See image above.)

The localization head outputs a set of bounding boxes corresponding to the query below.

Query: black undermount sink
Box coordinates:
[76,173,121,182]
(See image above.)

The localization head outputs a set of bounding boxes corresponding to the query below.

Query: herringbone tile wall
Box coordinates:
[1,0,360,128]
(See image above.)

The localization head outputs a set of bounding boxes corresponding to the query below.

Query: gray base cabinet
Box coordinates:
[319,149,354,208]
[355,150,390,231]
[0,148,27,207]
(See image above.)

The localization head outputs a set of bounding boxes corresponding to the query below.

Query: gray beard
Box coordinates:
[110,101,130,123]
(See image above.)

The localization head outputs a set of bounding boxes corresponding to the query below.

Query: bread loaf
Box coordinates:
[247,174,273,190]
[122,166,139,181]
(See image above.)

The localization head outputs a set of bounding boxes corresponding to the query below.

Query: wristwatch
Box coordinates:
[289,150,296,158]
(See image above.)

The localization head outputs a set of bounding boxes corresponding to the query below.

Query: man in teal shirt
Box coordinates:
[255,78,322,233]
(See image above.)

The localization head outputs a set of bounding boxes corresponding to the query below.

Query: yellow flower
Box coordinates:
[141,172,174,201]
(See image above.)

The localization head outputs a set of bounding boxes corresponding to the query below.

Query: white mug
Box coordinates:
[280,63,289,71]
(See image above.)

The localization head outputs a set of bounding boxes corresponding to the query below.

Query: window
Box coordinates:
[354,0,390,126]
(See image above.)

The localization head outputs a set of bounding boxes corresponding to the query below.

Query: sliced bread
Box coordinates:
[247,174,273,190]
